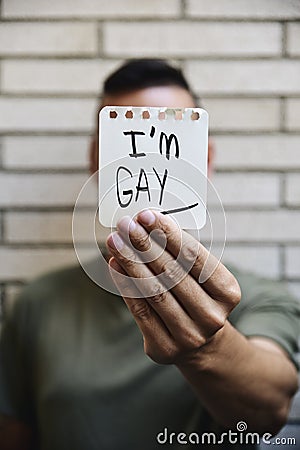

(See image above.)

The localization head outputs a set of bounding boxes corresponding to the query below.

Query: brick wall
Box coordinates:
[0,0,300,310]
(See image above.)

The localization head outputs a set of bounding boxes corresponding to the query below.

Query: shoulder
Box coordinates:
[227,263,300,338]
[227,264,300,366]
[25,263,86,290]
[3,262,116,347]
[6,263,100,324]
[13,265,79,308]
[227,264,299,309]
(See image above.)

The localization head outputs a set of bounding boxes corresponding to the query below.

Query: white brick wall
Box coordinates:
[5,211,107,243]
[0,247,94,281]
[0,23,98,56]
[186,0,300,19]
[0,98,96,132]
[222,246,280,279]
[2,60,120,94]
[104,22,282,57]
[287,23,300,56]
[201,210,300,242]
[185,60,300,95]
[0,0,299,305]
[286,174,300,206]
[204,99,280,131]
[286,99,300,130]
[0,173,91,207]
[2,136,89,169]
[285,247,300,279]
[2,0,181,19]
[209,173,280,206]
[214,135,300,170]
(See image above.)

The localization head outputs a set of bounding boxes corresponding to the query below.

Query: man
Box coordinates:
[0,59,299,450]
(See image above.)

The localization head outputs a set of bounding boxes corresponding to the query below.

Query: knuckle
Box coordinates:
[149,292,166,305]
[184,330,206,349]
[213,272,242,308]
[130,300,151,320]
[135,231,150,251]
[226,277,241,307]
[155,218,173,243]
[117,279,135,297]
[151,228,165,243]
[147,283,166,304]
[180,240,200,264]
[161,260,185,286]
[110,269,136,298]
[209,310,226,332]
[118,249,138,267]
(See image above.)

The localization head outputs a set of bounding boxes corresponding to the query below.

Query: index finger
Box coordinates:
[136,210,241,305]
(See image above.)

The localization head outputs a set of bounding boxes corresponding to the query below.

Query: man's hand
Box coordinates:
[106,209,241,365]
[107,210,298,433]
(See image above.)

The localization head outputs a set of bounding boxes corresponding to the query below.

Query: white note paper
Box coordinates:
[98,106,208,229]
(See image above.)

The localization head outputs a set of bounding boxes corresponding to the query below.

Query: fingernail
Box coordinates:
[138,210,155,226]
[117,215,136,233]
[107,232,124,251]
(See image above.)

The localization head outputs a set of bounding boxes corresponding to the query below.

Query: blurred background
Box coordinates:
[0,0,299,305]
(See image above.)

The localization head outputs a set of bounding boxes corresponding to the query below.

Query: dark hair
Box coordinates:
[103,58,196,101]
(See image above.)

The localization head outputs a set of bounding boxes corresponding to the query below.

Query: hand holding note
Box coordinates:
[106,210,241,365]
[102,106,240,364]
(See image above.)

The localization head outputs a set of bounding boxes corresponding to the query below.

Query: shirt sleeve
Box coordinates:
[228,268,300,370]
[0,293,35,424]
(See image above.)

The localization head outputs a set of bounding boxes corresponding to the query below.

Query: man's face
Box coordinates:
[90,85,197,174]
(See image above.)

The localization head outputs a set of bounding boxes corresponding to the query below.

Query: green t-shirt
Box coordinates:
[0,260,299,450]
